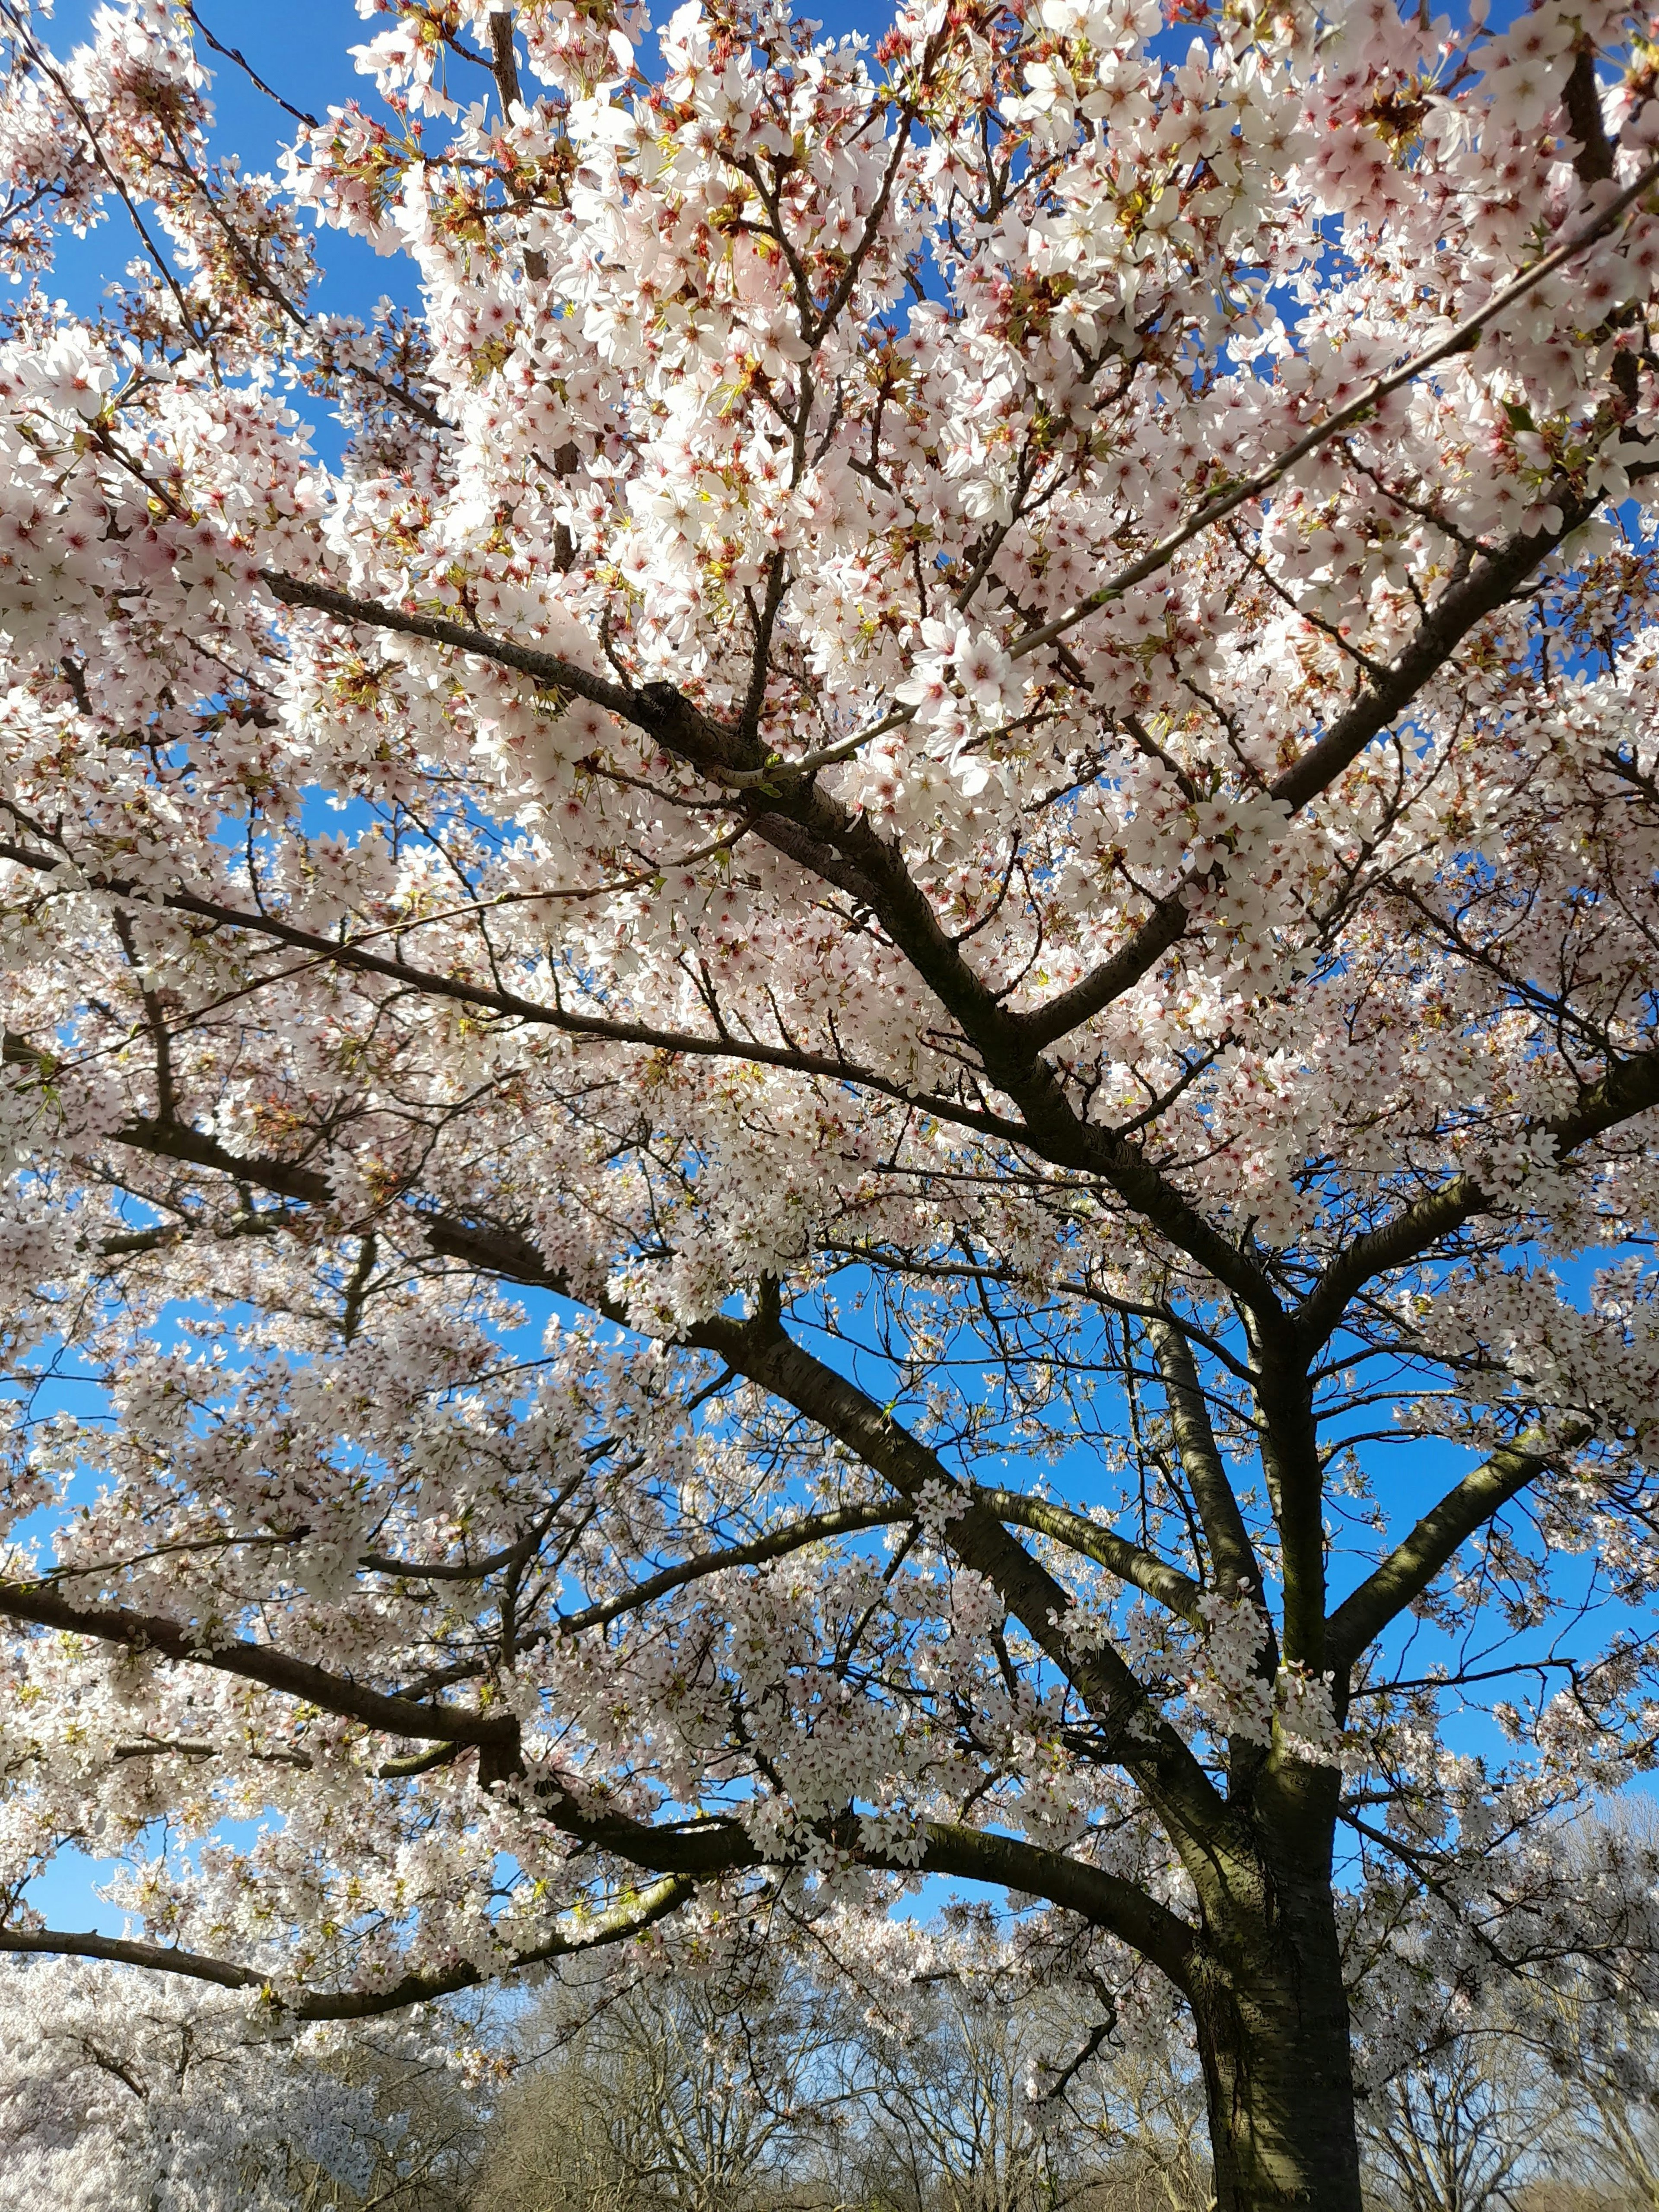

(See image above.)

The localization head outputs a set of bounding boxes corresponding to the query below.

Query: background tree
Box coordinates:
[0,1956,476,2212]
[1558,2061,1659,2212]
[472,1932,1211,2212]
[1,3,1659,2209]
[856,1977,1083,2212]
[1357,2034,1563,2212]
[1537,1805,1659,2212]
[472,1944,850,2212]
[288,2025,487,2212]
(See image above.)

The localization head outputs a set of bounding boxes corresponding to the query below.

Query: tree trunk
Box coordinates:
[1189,1852,1363,2212]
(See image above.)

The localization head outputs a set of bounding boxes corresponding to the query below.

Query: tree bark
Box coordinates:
[1188,1840,1363,2212]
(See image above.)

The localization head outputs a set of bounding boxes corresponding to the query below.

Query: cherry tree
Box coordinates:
[1,0,1659,2204]
[0,1955,426,2210]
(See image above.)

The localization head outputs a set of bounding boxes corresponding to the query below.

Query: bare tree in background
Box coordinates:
[472,1951,856,2212]
[1052,1996,1211,2212]
[855,1979,1081,2212]
[287,2026,486,2212]
[1536,1804,1659,2212]
[1358,2033,1564,2212]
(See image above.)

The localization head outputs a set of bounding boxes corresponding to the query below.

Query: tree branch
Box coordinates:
[1018,502,1598,1052]
[0,841,1028,1150]
[254,569,1294,1327]
[76,1110,614,1306]
[1296,1049,1659,1348]
[1324,1425,1590,1682]
[0,1582,515,1747]
[0,1872,695,2018]
[1001,154,1659,674]
[974,1484,1202,1625]
[691,1305,1232,1849]
[1146,1318,1266,1614]
[554,1502,908,1635]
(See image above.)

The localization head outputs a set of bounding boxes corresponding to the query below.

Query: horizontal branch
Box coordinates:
[0,840,1026,1150]
[0,1871,695,2020]
[95,1112,597,1303]
[0,1806,1200,2005]
[492,1770,1199,1982]
[0,1581,514,1747]
[265,571,640,725]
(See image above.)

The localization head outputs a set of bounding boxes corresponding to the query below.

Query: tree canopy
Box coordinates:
[1,1,1659,2205]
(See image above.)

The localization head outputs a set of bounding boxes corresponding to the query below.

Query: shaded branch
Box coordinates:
[0,1581,515,1747]
[1146,1318,1266,1614]
[975,1484,1202,1624]
[691,1304,1232,1851]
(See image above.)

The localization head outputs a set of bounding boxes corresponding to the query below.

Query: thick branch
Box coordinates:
[1145,1319,1266,1612]
[498,1773,1197,1981]
[266,570,638,722]
[0,1812,1198,2001]
[692,1306,1231,1849]
[919,1821,1195,1989]
[1324,1426,1589,1682]
[0,1582,514,1747]
[1564,45,1615,185]
[975,1484,1201,1624]
[4,1575,1197,1957]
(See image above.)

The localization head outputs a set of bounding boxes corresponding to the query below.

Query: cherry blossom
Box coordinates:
[1,0,1659,2206]
[0,1956,421,2210]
